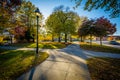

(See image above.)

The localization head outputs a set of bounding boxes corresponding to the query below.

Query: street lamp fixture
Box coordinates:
[35,8,41,54]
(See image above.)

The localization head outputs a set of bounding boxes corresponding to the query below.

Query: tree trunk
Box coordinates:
[100,37,102,46]
[58,34,61,42]
[32,34,35,42]
[90,34,92,47]
[83,36,85,42]
[80,36,83,42]
[65,33,67,43]
[28,15,30,27]
[52,34,54,42]
[70,36,72,42]
[33,38,35,42]
[10,35,12,44]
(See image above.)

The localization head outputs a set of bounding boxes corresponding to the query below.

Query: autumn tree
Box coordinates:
[78,17,116,46]
[14,26,27,42]
[78,19,96,46]
[77,16,88,41]
[15,1,36,42]
[95,17,116,45]
[16,1,43,42]
[0,0,22,32]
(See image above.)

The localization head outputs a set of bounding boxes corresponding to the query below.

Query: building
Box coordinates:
[96,35,120,41]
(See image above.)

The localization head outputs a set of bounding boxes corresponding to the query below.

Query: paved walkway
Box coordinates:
[1,44,120,80]
[17,44,91,80]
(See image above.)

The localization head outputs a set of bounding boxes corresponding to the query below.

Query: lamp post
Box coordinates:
[35,8,41,54]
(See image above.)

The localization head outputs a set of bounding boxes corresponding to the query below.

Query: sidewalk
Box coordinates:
[1,44,120,80]
[17,44,91,80]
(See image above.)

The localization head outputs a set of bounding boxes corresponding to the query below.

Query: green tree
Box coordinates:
[46,5,81,43]
[63,11,80,42]
[46,6,65,42]
[53,5,67,42]
[54,5,80,42]
[46,12,60,42]
[17,1,36,27]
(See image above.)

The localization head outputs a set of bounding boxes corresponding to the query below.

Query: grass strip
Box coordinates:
[80,42,120,54]
[87,58,120,80]
[0,50,49,80]
[8,42,68,49]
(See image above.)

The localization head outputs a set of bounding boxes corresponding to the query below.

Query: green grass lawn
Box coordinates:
[8,42,68,49]
[0,49,49,80]
[0,49,8,53]
[80,42,120,54]
[87,58,120,80]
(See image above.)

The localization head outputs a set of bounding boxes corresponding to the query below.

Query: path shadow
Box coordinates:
[59,44,88,60]
[17,54,40,80]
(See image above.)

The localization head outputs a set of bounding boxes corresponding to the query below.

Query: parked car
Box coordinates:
[109,41,120,45]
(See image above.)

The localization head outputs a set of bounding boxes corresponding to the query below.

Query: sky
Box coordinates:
[29,0,120,35]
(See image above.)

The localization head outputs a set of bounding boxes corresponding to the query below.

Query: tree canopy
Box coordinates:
[0,0,44,42]
[0,0,22,32]
[73,0,120,18]
[46,5,80,42]
[15,0,43,42]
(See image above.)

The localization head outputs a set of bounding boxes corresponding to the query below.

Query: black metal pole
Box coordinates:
[36,16,39,54]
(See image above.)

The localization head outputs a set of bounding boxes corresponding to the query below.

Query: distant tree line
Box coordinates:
[46,5,116,44]
[0,0,117,44]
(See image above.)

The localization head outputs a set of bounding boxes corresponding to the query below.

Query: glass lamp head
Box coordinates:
[35,8,41,16]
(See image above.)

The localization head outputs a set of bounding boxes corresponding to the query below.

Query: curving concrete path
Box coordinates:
[17,44,91,80]
[1,43,120,80]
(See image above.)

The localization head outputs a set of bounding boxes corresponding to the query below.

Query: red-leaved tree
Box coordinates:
[95,17,116,45]
[14,26,26,42]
